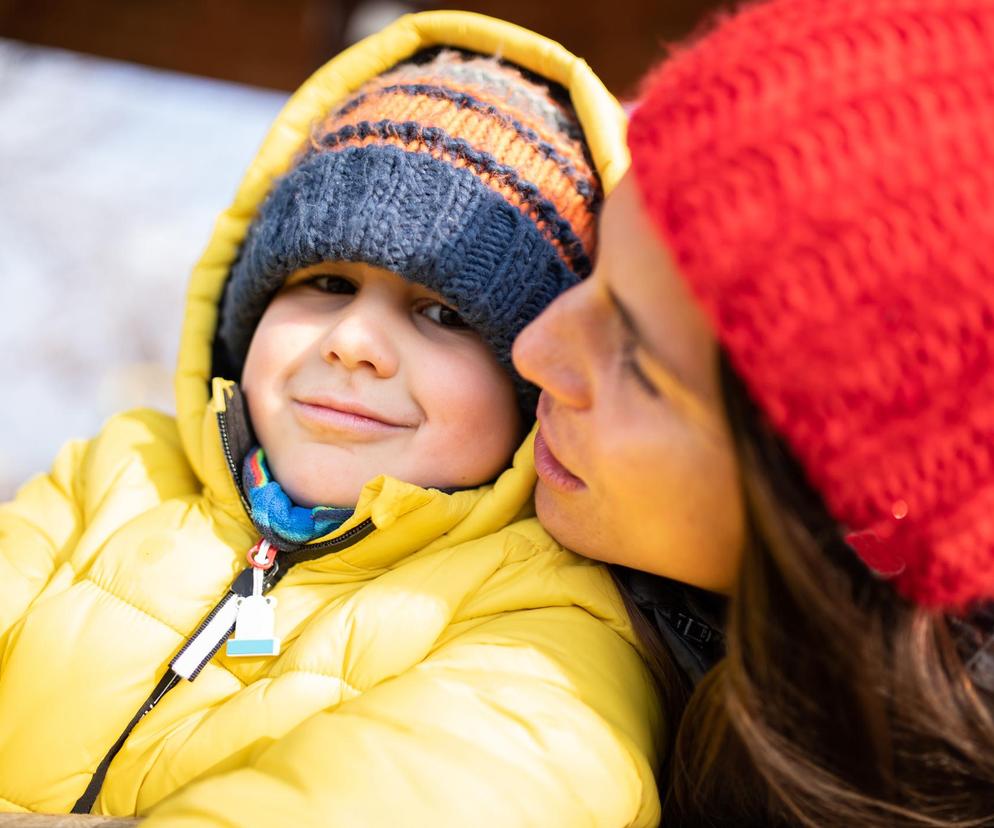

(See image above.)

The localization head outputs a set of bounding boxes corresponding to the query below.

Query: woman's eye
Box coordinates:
[308,275,356,294]
[421,302,470,329]
[622,337,660,398]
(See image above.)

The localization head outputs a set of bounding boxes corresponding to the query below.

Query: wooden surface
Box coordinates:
[0,0,727,96]
[440,0,727,97]
[0,816,138,827]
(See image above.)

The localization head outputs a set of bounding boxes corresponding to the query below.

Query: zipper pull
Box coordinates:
[226,539,281,658]
[172,539,279,680]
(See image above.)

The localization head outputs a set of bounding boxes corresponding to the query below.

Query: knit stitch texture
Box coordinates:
[219,50,601,421]
[628,0,994,610]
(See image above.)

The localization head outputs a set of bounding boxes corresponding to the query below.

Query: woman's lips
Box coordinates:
[292,399,413,437]
[534,428,586,493]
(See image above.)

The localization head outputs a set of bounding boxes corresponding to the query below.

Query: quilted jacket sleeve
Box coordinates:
[0,438,89,641]
[140,606,662,828]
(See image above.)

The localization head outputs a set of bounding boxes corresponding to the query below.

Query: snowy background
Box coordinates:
[0,38,287,498]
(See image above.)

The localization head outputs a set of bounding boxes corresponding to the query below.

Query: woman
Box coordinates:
[513,0,994,824]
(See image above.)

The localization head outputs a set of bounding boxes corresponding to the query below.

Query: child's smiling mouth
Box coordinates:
[291,396,416,437]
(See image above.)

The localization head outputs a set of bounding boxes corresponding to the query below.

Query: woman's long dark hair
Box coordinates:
[619,352,994,827]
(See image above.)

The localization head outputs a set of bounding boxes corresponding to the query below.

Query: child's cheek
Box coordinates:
[420,343,521,482]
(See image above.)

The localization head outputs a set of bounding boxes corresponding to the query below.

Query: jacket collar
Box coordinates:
[200,378,541,570]
[614,565,727,685]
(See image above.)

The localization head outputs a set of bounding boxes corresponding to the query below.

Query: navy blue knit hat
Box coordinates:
[217,50,602,421]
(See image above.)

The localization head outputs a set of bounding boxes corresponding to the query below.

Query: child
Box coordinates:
[0,12,660,827]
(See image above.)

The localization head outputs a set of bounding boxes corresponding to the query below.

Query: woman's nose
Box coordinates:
[512,281,593,409]
[320,300,400,378]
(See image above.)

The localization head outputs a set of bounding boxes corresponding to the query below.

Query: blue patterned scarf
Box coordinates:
[242,446,354,549]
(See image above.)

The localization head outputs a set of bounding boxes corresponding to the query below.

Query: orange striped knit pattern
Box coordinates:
[311,51,600,276]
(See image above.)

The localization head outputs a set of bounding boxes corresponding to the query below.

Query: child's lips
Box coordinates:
[292,397,415,436]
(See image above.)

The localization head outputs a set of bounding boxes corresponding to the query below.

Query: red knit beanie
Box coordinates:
[627,0,994,611]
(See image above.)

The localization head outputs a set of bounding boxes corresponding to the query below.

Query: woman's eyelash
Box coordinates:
[621,336,659,397]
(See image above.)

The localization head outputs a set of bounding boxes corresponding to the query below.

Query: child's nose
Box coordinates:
[320,307,400,378]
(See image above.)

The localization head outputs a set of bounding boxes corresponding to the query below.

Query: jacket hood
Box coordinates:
[173,11,628,520]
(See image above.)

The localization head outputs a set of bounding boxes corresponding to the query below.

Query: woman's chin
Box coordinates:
[535,481,598,559]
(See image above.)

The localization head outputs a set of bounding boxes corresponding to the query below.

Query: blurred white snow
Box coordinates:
[0,38,286,498]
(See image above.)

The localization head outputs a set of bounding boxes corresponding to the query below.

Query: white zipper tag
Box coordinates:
[226,541,281,658]
[172,594,241,679]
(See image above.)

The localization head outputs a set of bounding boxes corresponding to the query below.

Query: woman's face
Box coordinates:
[512,173,745,592]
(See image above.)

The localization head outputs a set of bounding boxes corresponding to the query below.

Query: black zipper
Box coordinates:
[71,672,181,813]
[217,406,252,517]
[216,404,372,556]
[72,402,375,813]
[71,517,375,814]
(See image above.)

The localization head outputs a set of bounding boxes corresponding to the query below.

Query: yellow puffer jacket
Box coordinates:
[0,12,660,826]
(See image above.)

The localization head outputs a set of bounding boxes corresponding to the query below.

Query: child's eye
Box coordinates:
[420,302,470,329]
[308,274,357,294]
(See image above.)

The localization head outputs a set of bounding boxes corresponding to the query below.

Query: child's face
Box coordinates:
[241,261,522,506]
